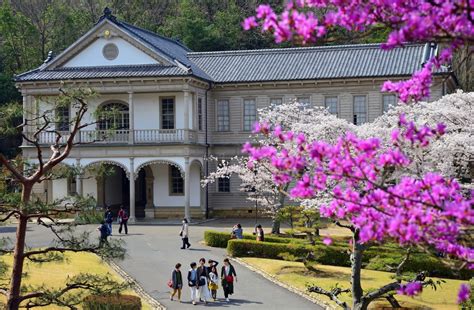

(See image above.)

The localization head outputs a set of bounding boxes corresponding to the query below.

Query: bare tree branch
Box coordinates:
[0,210,22,222]
[308,285,350,309]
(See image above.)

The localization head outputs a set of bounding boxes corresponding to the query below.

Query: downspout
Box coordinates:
[205,81,212,219]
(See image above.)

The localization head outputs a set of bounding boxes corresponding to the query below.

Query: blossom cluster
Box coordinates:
[243,116,474,273]
[243,0,474,102]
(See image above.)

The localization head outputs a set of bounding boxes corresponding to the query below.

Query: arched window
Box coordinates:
[98,102,129,130]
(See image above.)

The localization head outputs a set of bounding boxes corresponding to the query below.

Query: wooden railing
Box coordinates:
[28,129,198,145]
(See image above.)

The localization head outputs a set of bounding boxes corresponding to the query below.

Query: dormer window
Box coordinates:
[102,43,119,60]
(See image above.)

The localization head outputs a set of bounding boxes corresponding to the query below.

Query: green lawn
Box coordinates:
[0,252,152,309]
[242,257,467,309]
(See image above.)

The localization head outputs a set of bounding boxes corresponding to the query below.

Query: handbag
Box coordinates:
[225,275,234,283]
[167,279,173,288]
[179,231,183,237]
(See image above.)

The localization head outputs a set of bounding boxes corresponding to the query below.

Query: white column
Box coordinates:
[75,158,82,196]
[22,95,32,142]
[183,91,190,143]
[128,91,134,144]
[184,157,191,221]
[129,158,136,223]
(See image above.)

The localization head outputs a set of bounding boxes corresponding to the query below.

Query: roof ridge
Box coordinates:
[51,64,176,71]
[188,43,424,56]
[118,21,192,52]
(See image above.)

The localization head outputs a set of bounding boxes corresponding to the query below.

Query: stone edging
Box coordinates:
[230,257,336,310]
[108,260,166,310]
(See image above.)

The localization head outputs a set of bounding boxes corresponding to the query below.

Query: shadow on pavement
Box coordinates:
[0,227,17,233]
[183,248,210,252]
[178,299,263,307]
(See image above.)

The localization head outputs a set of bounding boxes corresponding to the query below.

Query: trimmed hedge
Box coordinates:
[83,294,141,310]
[204,230,299,248]
[226,239,473,280]
[227,239,350,265]
[227,239,310,259]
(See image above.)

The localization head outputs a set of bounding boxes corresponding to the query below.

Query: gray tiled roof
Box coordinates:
[15,65,186,81]
[15,11,436,84]
[116,21,211,80]
[188,43,429,83]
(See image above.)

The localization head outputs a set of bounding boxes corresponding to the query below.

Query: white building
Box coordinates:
[15,8,456,221]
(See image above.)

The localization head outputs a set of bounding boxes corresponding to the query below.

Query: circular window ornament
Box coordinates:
[102,43,119,60]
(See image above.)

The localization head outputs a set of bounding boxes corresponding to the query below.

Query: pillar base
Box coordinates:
[145,208,155,219]
[128,216,136,224]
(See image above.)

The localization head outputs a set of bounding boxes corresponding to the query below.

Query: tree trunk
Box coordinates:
[7,184,31,309]
[351,230,366,310]
[272,191,287,234]
[271,218,281,234]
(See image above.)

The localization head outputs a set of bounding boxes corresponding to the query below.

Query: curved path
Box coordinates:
[116,221,322,309]
[2,220,323,309]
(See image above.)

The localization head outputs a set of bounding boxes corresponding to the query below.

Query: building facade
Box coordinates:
[15,9,456,221]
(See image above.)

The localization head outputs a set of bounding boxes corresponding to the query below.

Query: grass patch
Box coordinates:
[0,252,152,309]
[242,257,467,310]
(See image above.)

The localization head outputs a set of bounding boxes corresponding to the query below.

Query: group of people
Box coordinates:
[169,257,237,305]
[230,223,265,241]
[97,206,130,246]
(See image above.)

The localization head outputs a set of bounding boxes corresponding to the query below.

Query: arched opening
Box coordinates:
[97,102,129,130]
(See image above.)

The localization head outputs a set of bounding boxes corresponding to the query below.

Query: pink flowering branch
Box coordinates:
[243,116,473,307]
[243,1,474,102]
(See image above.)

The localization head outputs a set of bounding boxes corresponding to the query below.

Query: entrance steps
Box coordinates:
[152,207,205,219]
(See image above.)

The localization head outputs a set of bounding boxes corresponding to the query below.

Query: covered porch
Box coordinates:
[48,156,205,221]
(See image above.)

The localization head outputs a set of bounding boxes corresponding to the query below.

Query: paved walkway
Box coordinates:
[1,220,322,309]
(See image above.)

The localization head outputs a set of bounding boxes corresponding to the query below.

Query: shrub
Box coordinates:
[365,253,473,280]
[204,230,300,248]
[83,294,141,310]
[227,239,310,259]
[75,209,104,224]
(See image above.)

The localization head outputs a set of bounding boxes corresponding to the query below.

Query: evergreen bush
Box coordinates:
[83,294,141,310]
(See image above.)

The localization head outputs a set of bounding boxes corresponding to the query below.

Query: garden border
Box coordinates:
[231,257,336,310]
[108,260,166,310]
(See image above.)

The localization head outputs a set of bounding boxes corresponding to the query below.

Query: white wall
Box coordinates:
[83,177,97,200]
[134,93,160,130]
[190,164,201,206]
[63,37,158,67]
[78,92,189,131]
[52,178,68,200]
[150,164,200,207]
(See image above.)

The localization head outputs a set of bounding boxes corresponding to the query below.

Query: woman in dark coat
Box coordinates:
[170,263,183,302]
[220,258,237,302]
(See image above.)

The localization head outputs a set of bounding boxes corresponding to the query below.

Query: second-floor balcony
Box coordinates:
[25,129,198,146]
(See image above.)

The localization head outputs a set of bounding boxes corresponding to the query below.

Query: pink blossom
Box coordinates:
[323,237,333,245]
[397,282,423,296]
[457,283,471,304]
[242,120,474,266]
[244,0,473,101]
[242,16,258,30]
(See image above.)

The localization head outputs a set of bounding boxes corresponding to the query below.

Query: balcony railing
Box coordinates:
[25,129,198,145]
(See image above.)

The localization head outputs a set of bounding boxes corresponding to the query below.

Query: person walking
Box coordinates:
[197,258,210,303]
[188,262,199,305]
[104,207,113,235]
[221,258,237,302]
[208,259,219,271]
[118,206,129,234]
[180,218,191,249]
[97,220,109,247]
[256,224,265,241]
[208,265,219,301]
[232,224,243,239]
[170,263,183,302]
